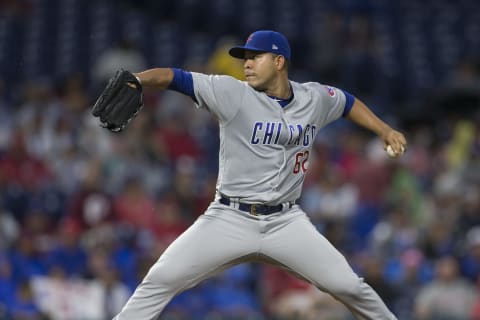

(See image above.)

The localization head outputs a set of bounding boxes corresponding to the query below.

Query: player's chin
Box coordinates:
[246,79,264,91]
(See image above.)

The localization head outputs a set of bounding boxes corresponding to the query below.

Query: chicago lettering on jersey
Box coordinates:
[250,121,316,146]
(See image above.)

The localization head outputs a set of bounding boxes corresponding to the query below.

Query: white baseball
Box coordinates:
[386,145,404,158]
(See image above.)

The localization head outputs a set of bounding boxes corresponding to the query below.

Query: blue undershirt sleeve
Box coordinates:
[167,68,197,102]
[342,90,355,117]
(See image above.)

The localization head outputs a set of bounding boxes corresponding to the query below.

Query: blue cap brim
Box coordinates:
[229,46,268,59]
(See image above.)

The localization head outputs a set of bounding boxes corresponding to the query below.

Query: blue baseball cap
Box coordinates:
[229,30,291,61]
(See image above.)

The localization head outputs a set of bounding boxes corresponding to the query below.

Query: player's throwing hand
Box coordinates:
[383,129,407,157]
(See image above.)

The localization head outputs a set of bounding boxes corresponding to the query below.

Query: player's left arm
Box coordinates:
[346,98,407,154]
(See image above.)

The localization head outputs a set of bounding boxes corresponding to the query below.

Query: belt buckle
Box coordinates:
[250,204,257,216]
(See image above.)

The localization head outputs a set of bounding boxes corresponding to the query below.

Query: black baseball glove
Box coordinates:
[91,69,143,132]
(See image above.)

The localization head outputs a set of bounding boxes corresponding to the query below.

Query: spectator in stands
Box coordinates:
[389,249,432,320]
[0,130,50,190]
[0,204,19,250]
[445,120,476,169]
[460,226,480,283]
[260,264,349,319]
[9,234,49,284]
[370,205,419,258]
[0,254,16,317]
[470,276,480,320]
[420,220,457,260]
[45,219,87,278]
[207,264,262,319]
[86,247,131,319]
[153,110,203,164]
[414,256,477,320]
[65,160,114,232]
[457,186,480,236]
[8,281,44,320]
[360,256,397,311]
[301,165,358,225]
[113,176,157,233]
[152,194,188,251]
[0,79,13,152]
[171,158,202,218]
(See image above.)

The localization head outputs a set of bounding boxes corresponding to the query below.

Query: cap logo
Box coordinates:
[272,44,278,50]
[246,34,254,43]
[325,86,336,97]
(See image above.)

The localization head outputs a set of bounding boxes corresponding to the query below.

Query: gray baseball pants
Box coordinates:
[114,202,397,320]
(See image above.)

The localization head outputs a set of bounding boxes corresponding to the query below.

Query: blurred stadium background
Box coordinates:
[1,0,480,319]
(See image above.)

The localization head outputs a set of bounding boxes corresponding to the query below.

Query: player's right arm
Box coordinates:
[346,98,407,154]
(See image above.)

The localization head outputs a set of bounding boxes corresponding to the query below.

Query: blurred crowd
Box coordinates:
[0,48,479,320]
[1,1,480,320]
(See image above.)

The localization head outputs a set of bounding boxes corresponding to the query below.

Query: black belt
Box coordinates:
[219,196,299,215]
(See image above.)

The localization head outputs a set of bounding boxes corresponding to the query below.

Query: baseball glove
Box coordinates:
[91,69,143,132]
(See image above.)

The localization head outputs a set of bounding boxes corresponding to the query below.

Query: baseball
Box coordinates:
[386,145,404,158]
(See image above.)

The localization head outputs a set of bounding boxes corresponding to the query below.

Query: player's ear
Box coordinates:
[274,55,287,71]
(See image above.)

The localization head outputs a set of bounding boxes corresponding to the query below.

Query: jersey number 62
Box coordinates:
[293,150,309,174]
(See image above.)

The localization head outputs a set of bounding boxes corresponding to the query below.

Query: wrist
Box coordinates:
[133,74,142,84]
[378,126,393,141]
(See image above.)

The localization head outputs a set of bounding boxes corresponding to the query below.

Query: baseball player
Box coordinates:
[92,30,405,320]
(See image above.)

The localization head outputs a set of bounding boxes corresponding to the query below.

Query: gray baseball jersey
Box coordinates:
[114,73,398,320]
[192,73,345,204]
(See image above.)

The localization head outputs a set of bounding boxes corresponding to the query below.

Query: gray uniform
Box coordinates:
[114,73,397,320]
